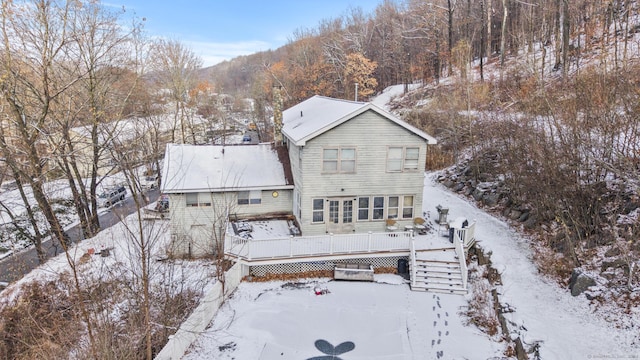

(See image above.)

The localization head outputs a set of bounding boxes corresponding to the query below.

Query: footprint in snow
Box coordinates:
[446,331,449,336]
[445,320,448,326]
[433,321,437,327]
[437,313,440,319]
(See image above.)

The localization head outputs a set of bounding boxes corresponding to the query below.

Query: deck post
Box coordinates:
[410,238,417,288]
[329,233,334,254]
[247,239,252,261]
[368,231,372,252]
[290,235,294,257]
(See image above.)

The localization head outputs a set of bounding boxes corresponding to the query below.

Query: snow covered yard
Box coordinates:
[182,275,497,360]
[180,172,639,360]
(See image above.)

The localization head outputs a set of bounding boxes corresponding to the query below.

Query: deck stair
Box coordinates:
[409,247,467,295]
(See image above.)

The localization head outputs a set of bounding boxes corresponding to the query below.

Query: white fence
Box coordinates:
[154,262,243,360]
[225,231,413,261]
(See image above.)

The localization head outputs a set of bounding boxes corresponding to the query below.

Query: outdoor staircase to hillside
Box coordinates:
[409,247,467,295]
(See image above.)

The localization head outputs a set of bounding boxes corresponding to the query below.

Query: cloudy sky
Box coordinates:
[115,0,382,67]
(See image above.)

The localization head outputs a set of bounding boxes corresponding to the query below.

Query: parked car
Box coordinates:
[141,174,159,190]
[98,185,126,207]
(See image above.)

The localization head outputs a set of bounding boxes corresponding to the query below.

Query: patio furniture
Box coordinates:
[413,217,427,235]
[385,219,398,232]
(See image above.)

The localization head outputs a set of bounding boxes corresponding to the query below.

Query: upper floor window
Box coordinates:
[387,146,420,172]
[238,190,262,205]
[323,147,356,173]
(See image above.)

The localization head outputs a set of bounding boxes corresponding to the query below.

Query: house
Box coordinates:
[161,143,294,256]
[282,95,436,236]
[161,95,436,257]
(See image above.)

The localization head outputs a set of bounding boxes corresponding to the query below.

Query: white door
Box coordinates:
[326,197,355,234]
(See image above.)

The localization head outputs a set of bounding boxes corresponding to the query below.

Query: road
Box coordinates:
[0,189,160,284]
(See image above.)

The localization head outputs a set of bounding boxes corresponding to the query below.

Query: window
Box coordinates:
[186,193,198,207]
[312,199,324,223]
[387,147,420,172]
[404,148,419,170]
[323,149,338,172]
[357,197,369,221]
[238,190,262,205]
[388,196,399,219]
[373,196,384,220]
[343,200,353,223]
[387,147,403,172]
[323,147,356,173]
[402,196,414,219]
[329,200,339,223]
[199,194,212,207]
[341,148,356,172]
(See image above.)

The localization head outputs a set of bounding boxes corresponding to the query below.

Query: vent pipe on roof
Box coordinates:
[354,82,358,102]
[273,86,283,146]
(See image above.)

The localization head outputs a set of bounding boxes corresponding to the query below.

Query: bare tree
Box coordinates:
[149,39,203,144]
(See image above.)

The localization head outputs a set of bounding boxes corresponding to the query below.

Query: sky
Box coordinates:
[113,0,383,67]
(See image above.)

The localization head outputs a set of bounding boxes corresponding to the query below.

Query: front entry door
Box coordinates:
[326,197,355,234]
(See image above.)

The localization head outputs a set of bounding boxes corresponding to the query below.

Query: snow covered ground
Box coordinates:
[181,173,639,359]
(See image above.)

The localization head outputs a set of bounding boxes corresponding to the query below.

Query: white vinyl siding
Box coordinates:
[295,110,427,235]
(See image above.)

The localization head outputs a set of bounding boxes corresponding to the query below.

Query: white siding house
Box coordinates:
[161,95,436,257]
[281,95,437,236]
[161,143,294,257]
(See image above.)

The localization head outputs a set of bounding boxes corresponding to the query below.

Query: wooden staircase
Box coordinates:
[409,247,467,295]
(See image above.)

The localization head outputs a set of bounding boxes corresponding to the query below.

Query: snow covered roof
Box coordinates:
[161,143,293,193]
[282,95,437,146]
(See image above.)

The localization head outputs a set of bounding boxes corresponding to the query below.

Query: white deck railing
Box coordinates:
[451,220,475,289]
[452,220,476,249]
[225,231,413,261]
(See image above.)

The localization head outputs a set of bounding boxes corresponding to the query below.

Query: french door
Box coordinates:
[326,197,355,234]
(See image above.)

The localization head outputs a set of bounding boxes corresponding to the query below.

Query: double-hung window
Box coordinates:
[312,199,324,223]
[238,190,262,205]
[323,147,356,173]
[357,197,370,221]
[387,147,420,172]
[372,196,385,220]
[186,193,211,207]
[402,195,414,218]
[186,193,198,207]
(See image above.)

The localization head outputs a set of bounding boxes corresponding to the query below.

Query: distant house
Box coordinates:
[161,95,436,257]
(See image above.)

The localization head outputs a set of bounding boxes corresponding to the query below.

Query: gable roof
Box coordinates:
[161,143,294,193]
[281,95,437,146]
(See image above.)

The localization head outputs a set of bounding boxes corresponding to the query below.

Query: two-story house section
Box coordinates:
[282,95,437,236]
